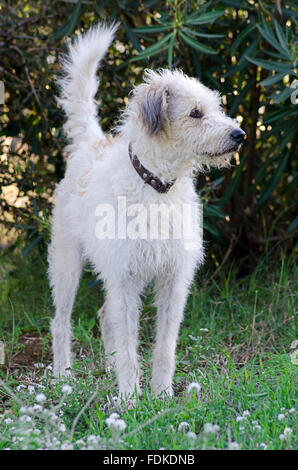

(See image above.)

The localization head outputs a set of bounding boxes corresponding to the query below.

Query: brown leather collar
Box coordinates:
[128,143,176,194]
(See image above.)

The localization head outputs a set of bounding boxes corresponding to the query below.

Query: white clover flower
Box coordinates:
[178,422,191,432]
[27,385,35,394]
[199,328,209,333]
[283,427,292,437]
[279,433,286,441]
[203,423,220,435]
[60,442,74,450]
[105,413,119,427]
[111,419,126,432]
[105,413,126,432]
[48,411,58,422]
[111,395,122,406]
[76,438,86,447]
[253,424,261,431]
[16,384,26,392]
[259,443,268,449]
[34,363,45,369]
[4,418,13,424]
[33,404,43,412]
[236,416,245,422]
[35,393,46,403]
[278,413,285,421]
[186,382,201,395]
[20,406,29,414]
[288,408,296,414]
[59,423,66,432]
[20,406,34,415]
[186,431,197,440]
[86,434,102,448]
[62,384,73,395]
[242,410,250,417]
[46,55,56,65]
[228,441,240,450]
[19,415,32,423]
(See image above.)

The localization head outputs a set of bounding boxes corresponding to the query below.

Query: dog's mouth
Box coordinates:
[202,143,241,158]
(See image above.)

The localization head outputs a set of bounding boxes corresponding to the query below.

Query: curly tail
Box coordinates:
[57,23,118,148]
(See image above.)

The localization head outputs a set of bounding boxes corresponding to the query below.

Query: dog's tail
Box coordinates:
[57,23,118,147]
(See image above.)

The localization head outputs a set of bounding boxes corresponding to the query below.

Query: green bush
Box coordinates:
[0,0,297,271]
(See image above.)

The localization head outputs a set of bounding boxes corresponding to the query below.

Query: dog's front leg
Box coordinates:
[104,282,142,399]
[151,274,190,397]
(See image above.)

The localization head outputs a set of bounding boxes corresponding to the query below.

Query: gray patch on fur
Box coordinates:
[141,86,168,135]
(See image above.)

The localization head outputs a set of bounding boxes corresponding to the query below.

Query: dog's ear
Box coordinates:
[140,85,169,135]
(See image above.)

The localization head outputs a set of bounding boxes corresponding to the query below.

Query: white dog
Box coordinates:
[48,23,245,398]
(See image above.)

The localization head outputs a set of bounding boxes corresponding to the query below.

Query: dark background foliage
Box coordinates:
[0,0,297,274]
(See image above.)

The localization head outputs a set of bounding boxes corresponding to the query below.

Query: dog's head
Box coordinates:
[130,69,245,170]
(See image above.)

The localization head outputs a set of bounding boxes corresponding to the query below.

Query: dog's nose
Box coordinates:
[230,128,246,144]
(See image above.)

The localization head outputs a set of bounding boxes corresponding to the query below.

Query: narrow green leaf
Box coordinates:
[220,157,246,207]
[257,22,282,54]
[258,153,289,206]
[190,47,202,79]
[52,0,82,39]
[230,23,256,57]
[186,10,224,25]
[245,56,291,72]
[182,27,223,39]
[263,107,298,124]
[22,234,44,257]
[167,32,176,69]
[273,19,290,55]
[203,221,225,244]
[185,2,212,21]
[124,23,142,53]
[272,87,293,104]
[286,215,298,233]
[229,76,255,116]
[133,25,171,34]
[131,33,174,60]
[225,39,258,77]
[204,205,227,219]
[259,72,286,86]
[180,32,217,55]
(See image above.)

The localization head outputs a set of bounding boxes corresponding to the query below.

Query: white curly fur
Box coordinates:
[48,23,244,398]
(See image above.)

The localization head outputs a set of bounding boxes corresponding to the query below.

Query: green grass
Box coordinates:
[0,250,297,450]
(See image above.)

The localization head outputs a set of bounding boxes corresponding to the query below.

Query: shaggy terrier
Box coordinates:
[48,23,245,398]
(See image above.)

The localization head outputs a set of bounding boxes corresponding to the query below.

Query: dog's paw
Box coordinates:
[151,383,173,398]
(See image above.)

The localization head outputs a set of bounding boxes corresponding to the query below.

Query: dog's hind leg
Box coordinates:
[48,225,83,377]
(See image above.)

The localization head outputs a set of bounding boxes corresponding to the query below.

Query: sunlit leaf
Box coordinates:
[180,32,217,55]
[130,33,174,61]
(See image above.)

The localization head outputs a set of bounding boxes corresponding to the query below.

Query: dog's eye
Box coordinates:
[189,109,202,118]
